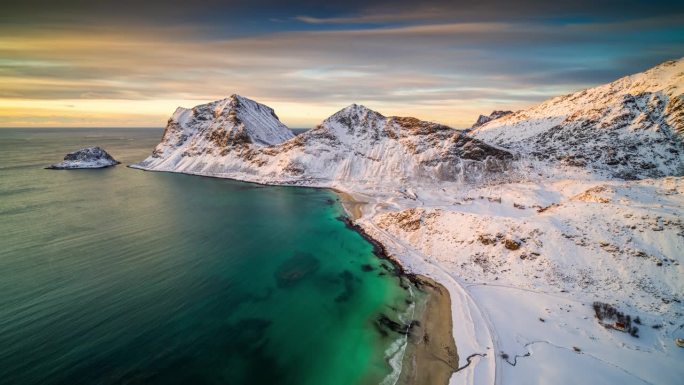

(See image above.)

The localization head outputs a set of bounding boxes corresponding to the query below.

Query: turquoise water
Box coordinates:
[0,128,415,385]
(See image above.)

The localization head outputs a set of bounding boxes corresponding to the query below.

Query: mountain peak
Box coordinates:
[149,96,294,161]
[330,103,385,121]
[318,104,387,138]
[217,94,261,111]
[227,94,249,104]
[345,103,378,113]
[471,110,513,129]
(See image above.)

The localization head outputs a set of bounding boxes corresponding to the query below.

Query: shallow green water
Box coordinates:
[0,128,414,385]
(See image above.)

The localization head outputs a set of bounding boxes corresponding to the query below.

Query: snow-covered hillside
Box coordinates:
[471,59,684,179]
[134,101,513,186]
[355,176,684,385]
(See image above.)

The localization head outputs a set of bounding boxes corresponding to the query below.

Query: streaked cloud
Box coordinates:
[0,0,682,128]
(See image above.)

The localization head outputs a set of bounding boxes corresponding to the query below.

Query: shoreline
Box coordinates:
[396,274,458,385]
[334,188,366,220]
[336,193,458,385]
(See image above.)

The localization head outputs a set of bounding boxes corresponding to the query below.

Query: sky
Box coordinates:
[1,0,683,128]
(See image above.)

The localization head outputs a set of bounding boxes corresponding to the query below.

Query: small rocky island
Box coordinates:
[47,147,120,169]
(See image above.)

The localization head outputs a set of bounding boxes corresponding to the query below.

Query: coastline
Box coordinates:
[130,165,479,385]
[334,189,366,220]
[396,275,458,385]
[336,191,459,385]
[130,164,684,385]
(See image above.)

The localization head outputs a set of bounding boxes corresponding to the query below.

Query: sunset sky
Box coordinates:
[2,0,683,128]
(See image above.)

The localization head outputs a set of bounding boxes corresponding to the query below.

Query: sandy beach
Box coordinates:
[335,189,366,220]
[397,275,458,385]
[337,190,458,385]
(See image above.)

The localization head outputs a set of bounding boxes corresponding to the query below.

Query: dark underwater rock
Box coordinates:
[274,252,320,288]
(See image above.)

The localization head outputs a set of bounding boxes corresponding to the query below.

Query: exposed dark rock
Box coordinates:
[375,313,416,336]
[336,215,414,280]
[504,239,521,250]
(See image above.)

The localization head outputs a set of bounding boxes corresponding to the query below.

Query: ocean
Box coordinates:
[0,128,417,385]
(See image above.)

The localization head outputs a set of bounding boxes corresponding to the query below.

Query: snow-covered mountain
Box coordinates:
[262,104,513,185]
[471,110,513,129]
[470,59,684,179]
[141,94,294,165]
[134,101,513,187]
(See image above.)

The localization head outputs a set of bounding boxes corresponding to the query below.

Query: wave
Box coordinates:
[381,285,416,385]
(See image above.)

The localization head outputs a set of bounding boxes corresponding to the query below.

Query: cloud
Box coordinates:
[4,0,683,30]
[295,0,684,25]
[0,5,682,127]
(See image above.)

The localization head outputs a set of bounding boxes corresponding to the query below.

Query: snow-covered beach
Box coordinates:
[338,174,683,385]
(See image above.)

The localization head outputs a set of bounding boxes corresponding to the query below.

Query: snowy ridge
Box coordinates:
[264,103,513,186]
[471,110,513,129]
[471,58,684,179]
[134,101,514,187]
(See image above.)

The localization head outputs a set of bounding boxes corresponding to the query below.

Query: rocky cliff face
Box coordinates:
[470,59,684,179]
[134,101,513,187]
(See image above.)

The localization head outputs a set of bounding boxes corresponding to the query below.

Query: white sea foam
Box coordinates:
[381,285,417,385]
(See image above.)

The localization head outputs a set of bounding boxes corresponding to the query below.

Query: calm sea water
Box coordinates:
[0,128,415,385]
